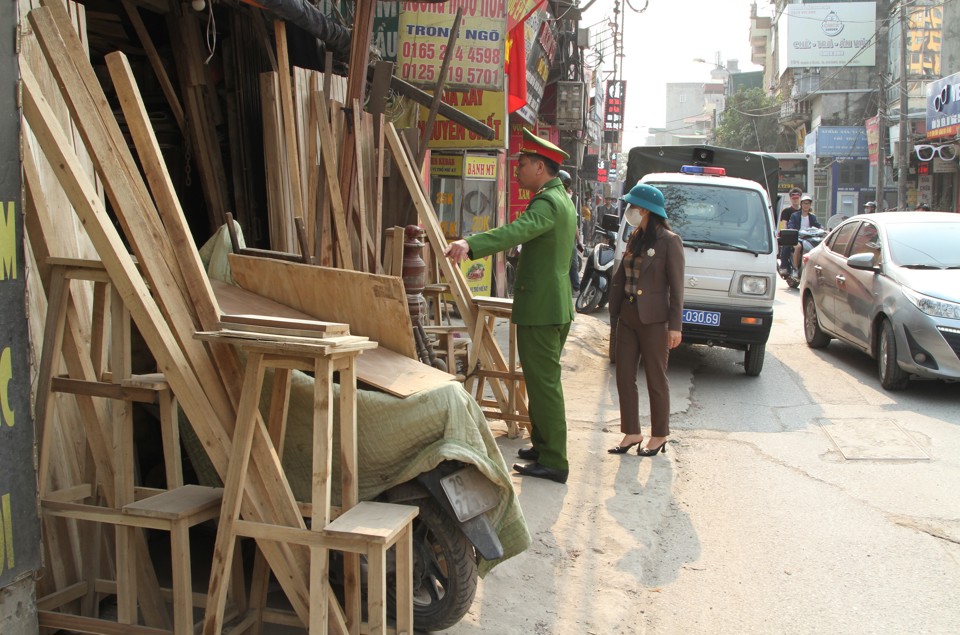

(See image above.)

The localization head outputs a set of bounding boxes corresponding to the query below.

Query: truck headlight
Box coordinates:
[740,275,768,295]
[903,288,960,319]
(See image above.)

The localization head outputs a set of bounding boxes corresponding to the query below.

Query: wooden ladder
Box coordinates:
[35,258,243,634]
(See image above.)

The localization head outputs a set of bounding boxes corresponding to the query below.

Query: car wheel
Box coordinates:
[744,343,765,376]
[878,319,909,390]
[803,294,830,348]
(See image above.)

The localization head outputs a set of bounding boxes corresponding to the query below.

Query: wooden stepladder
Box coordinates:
[196,329,417,635]
[34,258,241,634]
[465,297,531,438]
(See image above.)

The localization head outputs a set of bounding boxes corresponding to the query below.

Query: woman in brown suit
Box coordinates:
[607,184,684,457]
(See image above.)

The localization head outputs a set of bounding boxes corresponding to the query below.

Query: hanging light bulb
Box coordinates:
[191,0,206,11]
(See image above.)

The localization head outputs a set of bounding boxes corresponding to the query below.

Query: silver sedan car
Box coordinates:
[799,212,960,390]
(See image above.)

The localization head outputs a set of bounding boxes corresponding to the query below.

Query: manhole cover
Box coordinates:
[819,417,929,460]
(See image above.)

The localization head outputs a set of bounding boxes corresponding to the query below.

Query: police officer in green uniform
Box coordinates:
[444,129,577,484]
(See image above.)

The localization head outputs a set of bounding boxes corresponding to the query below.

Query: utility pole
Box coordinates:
[897,0,909,208]
[875,0,889,209]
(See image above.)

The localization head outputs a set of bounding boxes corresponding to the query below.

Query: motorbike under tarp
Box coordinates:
[181,229,531,575]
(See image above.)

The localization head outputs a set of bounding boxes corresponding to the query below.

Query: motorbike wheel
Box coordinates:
[803,294,830,348]
[878,318,909,390]
[744,343,765,377]
[786,271,800,289]
[387,497,478,632]
[575,278,601,313]
[597,287,609,310]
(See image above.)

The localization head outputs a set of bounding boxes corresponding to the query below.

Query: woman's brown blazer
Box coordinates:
[609,228,685,332]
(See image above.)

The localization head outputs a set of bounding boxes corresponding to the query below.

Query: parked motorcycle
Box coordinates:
[368,461,503,631]
[576,213,620,313]
[777,226,828,288]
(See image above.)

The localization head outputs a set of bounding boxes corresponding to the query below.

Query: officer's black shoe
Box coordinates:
[512,462,568,484]
[517,445,539,460]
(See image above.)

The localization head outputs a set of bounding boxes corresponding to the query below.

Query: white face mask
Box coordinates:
[624,207,644,227]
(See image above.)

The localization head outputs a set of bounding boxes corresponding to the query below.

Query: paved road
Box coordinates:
[441,280,960,635]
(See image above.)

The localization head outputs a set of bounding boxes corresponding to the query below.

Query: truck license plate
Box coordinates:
[682,309,721,326]
[440,466,500,523]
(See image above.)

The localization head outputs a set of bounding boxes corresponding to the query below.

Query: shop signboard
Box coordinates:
[777,2,876,69]
[459,256,493,297]
[419,88,507,149]
[464,156,497,179]
[398,0,507,91]
[604,80,626,131]
[811,126,869,158]
[317,1,400,61]
[508,123,532,222]
[430,154,464,177]
[1,0,41,586]
[926,71,960,139]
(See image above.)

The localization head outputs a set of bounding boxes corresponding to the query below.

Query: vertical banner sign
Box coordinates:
[1,2,42,586]
[515,11,555,125]
[399,0,507,90]
[604,80,626,131]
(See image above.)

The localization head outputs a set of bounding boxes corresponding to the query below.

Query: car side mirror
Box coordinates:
[847,252,879,271]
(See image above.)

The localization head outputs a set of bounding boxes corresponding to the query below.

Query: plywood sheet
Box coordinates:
[229,254,417,359]
[355,347,453,397]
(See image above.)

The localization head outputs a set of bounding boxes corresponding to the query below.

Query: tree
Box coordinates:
[714,88,795,152]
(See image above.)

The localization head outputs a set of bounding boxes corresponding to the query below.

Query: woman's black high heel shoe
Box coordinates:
[607,442,640,455]
[636,442,667,457]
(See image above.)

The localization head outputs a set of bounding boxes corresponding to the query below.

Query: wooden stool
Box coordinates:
[422,325,470,379]
[325,502,417,635]
[466,297,530,438]
[422,283,451,326]
[196,329,416,635]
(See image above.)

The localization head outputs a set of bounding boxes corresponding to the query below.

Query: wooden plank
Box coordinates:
[352,346,454,397]
[220,314,350,336]
[209,280,444,396]
[119,0,185,134]
[259,71,294,252]
[274,21,306,248]
[313,91,354,269]
[352,100,370,272]
[383,123,524,422]
[229,253,417,359]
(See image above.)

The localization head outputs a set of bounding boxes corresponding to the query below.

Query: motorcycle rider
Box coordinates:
[788,194,821,271]
[778,187,803,274]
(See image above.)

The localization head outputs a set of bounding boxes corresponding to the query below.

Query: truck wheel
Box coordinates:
[744,343,765,376]
[878,318,909,390]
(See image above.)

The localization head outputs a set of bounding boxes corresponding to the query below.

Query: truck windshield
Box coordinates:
[648,182,773,254]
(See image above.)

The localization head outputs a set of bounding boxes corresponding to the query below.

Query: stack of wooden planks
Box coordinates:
[21,0,330,625]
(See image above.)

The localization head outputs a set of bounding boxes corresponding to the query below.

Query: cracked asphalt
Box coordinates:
[440,280,960,635]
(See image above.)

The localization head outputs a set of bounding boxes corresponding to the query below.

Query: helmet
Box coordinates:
[865,201,877,207]
[557,170,572,188]
[621,183,667,218]
[800,194,813,202]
